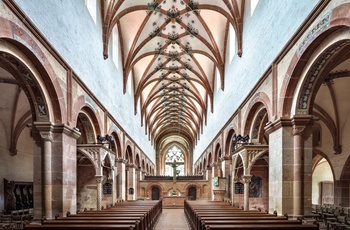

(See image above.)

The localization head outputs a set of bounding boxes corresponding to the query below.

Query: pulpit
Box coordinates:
[212,177,227,201]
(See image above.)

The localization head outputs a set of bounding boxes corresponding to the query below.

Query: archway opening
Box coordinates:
[312,157,334,205]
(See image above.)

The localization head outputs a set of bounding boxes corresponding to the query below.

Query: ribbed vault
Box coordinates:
[102,0,244,163]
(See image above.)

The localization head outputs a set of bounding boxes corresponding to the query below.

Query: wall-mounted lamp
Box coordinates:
[97,134,114,149]
[232,134,250,151]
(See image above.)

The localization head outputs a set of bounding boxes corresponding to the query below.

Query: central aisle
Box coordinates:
[155,209,190,230]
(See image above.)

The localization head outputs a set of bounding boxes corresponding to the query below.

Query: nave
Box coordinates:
[1,1,350,229]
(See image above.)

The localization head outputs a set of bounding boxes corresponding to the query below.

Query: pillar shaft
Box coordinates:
[127,166,136,200]
[43,137,53,219]
[293,133,303,216]
[243,175,252,210]
[116,159,126,200]
[96,175,103,210]
[292,115,313,216]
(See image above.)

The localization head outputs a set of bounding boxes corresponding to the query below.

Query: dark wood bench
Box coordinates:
[185,200,318,230]
[204,224,319,229]
[42,220,141,230]
[67,212,150,229]
[326,215,350,230]
[201,219,303,230]
[24,200,162,230]
[24,224,136,229]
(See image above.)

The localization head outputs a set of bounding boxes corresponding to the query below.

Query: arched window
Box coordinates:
[164,146,185,176]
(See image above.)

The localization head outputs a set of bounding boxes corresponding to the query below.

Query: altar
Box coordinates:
[163,196,186,207]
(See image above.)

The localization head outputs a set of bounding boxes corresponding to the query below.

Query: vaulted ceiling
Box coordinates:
[101,0,244,154]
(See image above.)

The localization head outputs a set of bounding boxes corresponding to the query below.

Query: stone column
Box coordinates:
[42,131,53,218]
[243,175,252,210]
[212,163,219,178]
[31,123,80,219]
[141,170,146,180]
[265,119,295,215]
[136,167,141,198]
[95,175,103,210]
[34,122,53,219]
[112,166,117,205]
[206,166,212,200]
[232,178,239,205]
[127,164,136,200]
[221,156,231,178]
[292,116,313,216]
[231,155,238,205]
[292,128,303,216]
[116,158,126,200]
[221,156,231,200]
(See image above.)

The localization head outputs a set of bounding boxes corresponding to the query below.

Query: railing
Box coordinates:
[144,175,204,180]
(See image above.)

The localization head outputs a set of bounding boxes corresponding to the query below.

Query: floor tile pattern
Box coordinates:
[155,209,190,230]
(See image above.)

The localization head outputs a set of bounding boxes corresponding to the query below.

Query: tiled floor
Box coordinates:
[155,209,328,230]
[155,209,190,230]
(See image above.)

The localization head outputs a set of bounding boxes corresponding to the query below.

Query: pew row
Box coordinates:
[184,200,319,230]
[24,200,162,230]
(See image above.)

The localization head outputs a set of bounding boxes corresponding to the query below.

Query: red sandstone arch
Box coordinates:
[202,158,206,171]
[214,143,221,163]
[207,152,212,167]
[281,3,350,117]
[224,128,236,156]
[145,183,164,199]
[75,106,102,144]
[135,153,141,168]
[243,100,270,139]
[142,159,145,171]
[125,145,133,164]
[312,149,335,180]
[184,183,201,200]
[110,131,123,158]
[72,96,103,134]
[0,17,65,123]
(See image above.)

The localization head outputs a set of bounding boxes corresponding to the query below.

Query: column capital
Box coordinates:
[116,158,127,164]
[126,163,136,169]
[291,115,314,136]
[52,124,81,140]
[220,155,231,161]
[95,175,104,183]
[242,175,252,184]
[264,117,292,135]
[32,122,81,141]
[33,122,54,142]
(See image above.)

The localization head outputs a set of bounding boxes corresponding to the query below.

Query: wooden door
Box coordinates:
[188,187,196,200]
[151,187,160,200]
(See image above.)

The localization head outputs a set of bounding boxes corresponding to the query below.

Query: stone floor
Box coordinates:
[155,209,190,230]
[154,209,329,230]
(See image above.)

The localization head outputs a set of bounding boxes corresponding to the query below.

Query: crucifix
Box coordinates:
[171,159,180,182]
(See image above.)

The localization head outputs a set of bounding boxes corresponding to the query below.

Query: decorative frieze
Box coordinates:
[297,11,332,57]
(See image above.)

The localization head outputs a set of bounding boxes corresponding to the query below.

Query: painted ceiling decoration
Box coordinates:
[102,0,244,152]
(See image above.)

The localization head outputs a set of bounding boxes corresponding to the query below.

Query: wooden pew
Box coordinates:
[184,200,319,230]
[24,200,162,230]
[201,219,303,230]
[204,224,319,229]
[24,224,136,229]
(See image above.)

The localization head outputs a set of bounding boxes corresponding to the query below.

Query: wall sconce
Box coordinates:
[232,134,250,150]
[97,134,114,149]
